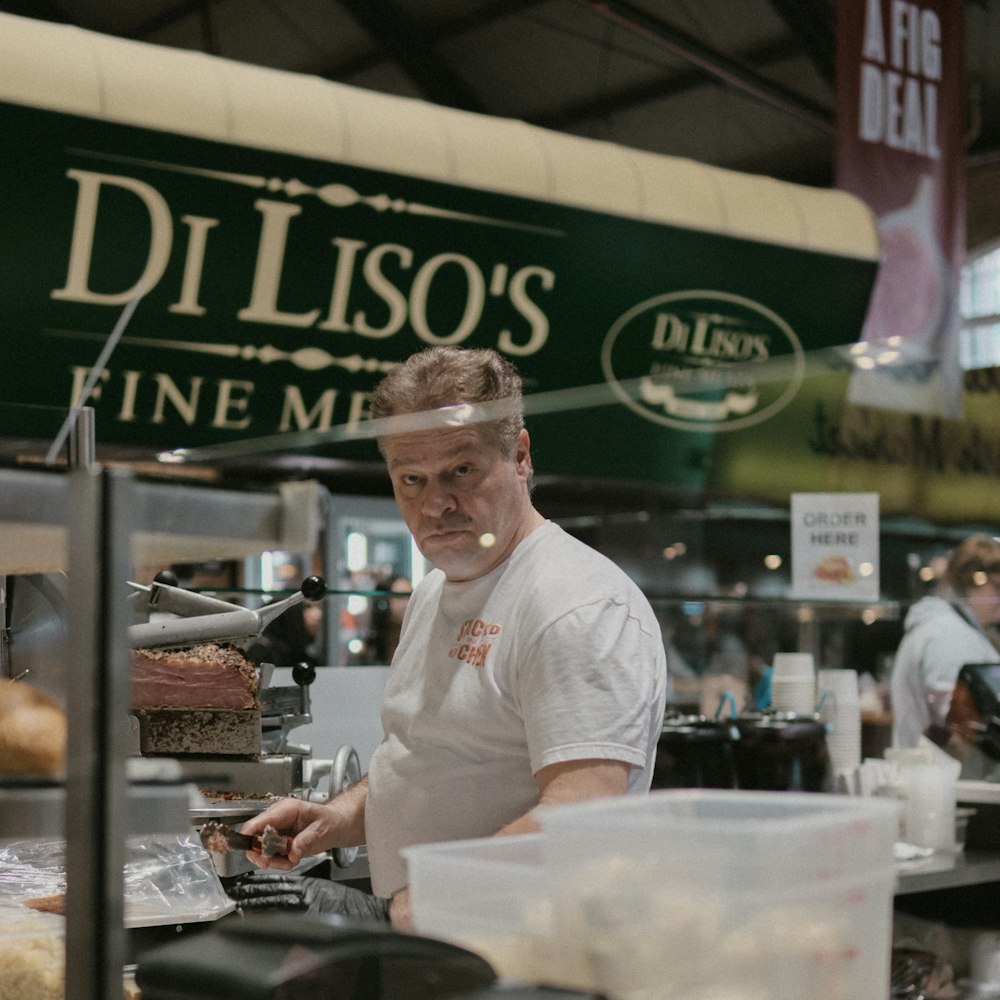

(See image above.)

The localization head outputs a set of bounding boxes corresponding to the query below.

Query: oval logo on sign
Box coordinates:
[600,290,805,432]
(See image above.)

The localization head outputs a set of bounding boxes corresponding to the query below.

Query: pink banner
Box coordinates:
[836,0,966,417]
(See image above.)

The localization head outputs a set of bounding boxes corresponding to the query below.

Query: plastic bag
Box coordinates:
[0,834,233,925]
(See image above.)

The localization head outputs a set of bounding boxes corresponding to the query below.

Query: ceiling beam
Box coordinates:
[766,0,836,88]
[0,0,82,23]
[585,0,835,135]
[533,36,811,131]
[316,0,546,88]
[128,0,214,38]
[335,0,486,112]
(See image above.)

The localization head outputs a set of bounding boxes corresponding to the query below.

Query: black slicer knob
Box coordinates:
[300,575,326,601]
[292,662,316,687]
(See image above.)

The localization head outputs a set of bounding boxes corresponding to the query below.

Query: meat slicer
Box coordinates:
[127,575,362,874]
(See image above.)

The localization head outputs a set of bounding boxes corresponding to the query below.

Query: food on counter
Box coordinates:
[890,947,957,999]
[260,824,290,858]
[130,643,258,710]
[0,679,67,776]
[0,908,63,1000]
[202,823,235,854]
[0,905,140,1000]
[22,895,65,915]
[813,554,855,583]
[199,820,289,857]
[198,790,279,801]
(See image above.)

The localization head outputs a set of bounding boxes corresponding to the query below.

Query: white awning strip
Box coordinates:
[0,11,877,261]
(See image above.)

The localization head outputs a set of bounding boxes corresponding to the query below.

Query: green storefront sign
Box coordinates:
[1,99,877,490]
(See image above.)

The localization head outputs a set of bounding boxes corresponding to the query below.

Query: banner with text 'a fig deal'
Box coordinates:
[836,0,966,419]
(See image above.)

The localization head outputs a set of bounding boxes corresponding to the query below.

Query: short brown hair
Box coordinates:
[945,533,1000,593]
[370,346,525,456]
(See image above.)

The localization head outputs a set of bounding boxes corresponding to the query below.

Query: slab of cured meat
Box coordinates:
[130,643,258,710]
[130,643,261,755]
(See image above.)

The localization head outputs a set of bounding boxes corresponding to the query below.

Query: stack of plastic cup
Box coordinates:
[769,653,816,715]
[817,668,863,780]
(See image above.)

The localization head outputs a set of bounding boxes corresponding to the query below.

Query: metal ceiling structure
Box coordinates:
[2,0,998,253]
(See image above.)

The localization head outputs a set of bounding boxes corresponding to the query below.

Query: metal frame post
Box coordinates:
[65,466,133,1000]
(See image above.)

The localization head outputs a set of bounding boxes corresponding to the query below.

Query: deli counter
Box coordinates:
[4,454,1000,999]
[0,462,334,998]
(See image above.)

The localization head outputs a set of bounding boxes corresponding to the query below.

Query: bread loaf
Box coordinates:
[0,680,67,776]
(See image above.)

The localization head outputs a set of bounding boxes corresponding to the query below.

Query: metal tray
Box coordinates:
[189,800,276,822]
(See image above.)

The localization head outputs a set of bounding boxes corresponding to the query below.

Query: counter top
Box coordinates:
[896,850,1000,896]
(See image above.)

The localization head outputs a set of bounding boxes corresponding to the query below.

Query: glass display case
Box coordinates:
[1,457,327,1000]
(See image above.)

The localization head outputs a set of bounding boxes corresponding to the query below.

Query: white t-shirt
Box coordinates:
[365,521,667,896]
[890,594,999,748]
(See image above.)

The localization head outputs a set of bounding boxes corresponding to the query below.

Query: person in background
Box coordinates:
[360,571,412,665]
[230,346,667,928]
[245,602,318,669]
[890,533,1000,749]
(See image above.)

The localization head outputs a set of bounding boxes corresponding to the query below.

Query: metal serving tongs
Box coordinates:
[126,575,326,649]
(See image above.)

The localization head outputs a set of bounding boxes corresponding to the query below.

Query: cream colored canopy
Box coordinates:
[0,11,877,263]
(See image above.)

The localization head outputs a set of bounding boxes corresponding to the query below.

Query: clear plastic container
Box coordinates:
[403,834,555,984]
[540,788,901,886]
[539,789,902,1000]
[404,792,903,998]
[555,858,897,1000]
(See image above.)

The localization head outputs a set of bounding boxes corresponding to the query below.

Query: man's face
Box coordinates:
[383,423,534,582]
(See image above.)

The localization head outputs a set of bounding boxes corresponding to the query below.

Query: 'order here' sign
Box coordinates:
[790,493,880,600]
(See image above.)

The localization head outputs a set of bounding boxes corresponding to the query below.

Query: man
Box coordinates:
[232,346,667,928]
[890,532,1000,750]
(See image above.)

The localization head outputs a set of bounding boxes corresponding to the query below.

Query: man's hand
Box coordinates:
[389,887,413,930]
[238,777,369,870]
[237,799,338,870]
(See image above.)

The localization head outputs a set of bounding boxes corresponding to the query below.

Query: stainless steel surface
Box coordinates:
[180,754,307,797]
[65,467,132,1000]
[2,572,69,702]
[329,845,371,883]
[896,850,1000,896]
[67,405,96,469]
[127,783,195,837]
[0,781,63,838]
[1,779,204,840]
[0,468,70,575]
[0,473,323,573]
[127,578,320,649]
[260,666,313,754]
[331,745,362,868]
[189,801,275,822]
[129,608,264,648]
[0,575,7,678]
[0,468,332,999]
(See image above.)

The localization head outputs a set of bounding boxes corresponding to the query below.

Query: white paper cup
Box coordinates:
[772,653,815,679]
[770,676,817,715]
[901,762,958,850]
[817,669,860,700]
